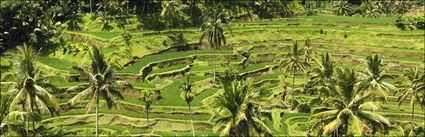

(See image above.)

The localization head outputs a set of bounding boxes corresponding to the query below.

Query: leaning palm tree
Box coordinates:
[199,12,227,84]
[281,42,309,92]
[139,89,162,134]
[178,75,196,136]
[210,73,274,136]
[309,68,390,136]
[1,44,60,136]
[398,67,425,134]
[67,46,132,137]
[358,55,396,102]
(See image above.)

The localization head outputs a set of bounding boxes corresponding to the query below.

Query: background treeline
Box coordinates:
[1,0,424,54]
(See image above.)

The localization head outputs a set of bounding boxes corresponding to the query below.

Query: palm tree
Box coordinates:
[308,53,335,104]
[1,44,60,136]
[199,12,227,83]
[210,73,273,136]
[398,67,425,133]
[302,35,314,91]
[309,68,391,136]
[178,75,196,136]
[67,46,132,137]
[333,0,352,16]
[160,1,181,27]
[139,89,162,134]
[358,55,396,102]
[281,42,309,92]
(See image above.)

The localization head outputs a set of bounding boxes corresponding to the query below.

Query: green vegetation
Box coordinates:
[1,1,424,136]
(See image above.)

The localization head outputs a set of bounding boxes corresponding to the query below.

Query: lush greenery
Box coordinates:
[1,0,424,136]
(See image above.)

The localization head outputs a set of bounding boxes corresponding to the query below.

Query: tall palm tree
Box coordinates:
[178,75,196,137]
[308,53,335,104]
[1,44,60,136]
[309,68,390,136]
[358,55,396,102]
[67,46,132,137]
[281,42,308,92]
[139,89,162,134]
[199,12,227,83]
[302,36,314,91]
[211,73,273,136]
[398,67,425,133]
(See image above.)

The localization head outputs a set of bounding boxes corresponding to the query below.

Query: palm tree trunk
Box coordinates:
[303,73,307,93]
[26,114,29,136]
[214,49,216,85]
[412,102,415,130]
[126,0,129,14]
[96,93,99,137]
[189,103,195,137]
[147,107,150,135]
[292,67,295,92]
[90,0,93,14]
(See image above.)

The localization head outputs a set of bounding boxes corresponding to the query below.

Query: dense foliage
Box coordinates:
[1,0,423,54]
[0,0,424,136]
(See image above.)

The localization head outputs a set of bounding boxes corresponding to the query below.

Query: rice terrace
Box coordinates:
[1,0,424,136]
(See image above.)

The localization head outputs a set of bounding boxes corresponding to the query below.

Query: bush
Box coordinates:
[395,15,425,30]
[297,102,311,113]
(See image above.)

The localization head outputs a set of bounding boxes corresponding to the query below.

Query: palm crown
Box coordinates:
[358,55,396,101]
[199,12,226,49]
[67,46,132,110]
[2,45,60,117]
[309,68,390,136]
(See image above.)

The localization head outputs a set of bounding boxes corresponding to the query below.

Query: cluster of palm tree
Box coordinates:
[304,52,424,136]
[207,72,283,136]
[1,45,60,136]
[0,45,134,136]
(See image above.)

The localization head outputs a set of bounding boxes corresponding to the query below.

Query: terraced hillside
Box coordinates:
[1,15,424,136]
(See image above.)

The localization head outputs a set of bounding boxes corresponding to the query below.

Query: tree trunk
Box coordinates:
[96,93,99,137]
[127,0,129,14]
[214,49,216,85]
[90,0,93,14]
[303,73,307,93]
[147,107,150,135]
[292,66,295,92]
[412,101,415,130]
[189,103,195,137]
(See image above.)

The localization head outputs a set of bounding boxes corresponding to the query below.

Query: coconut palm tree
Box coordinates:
[308,53,336,104]
[0,44,60,136]
[302,35,314,91]
[309,68,390,136]
[358,55,396,102]
[160,1,182,27]
[139,89,162,134]
[333,0,352,16]
[199,12,227,83]
[67,46,132,137]
[281,42,309,92]
[178,75,196,137]
[210,73,274,136]
[398,67,425,133]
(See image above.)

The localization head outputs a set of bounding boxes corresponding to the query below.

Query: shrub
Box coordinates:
[395,15,425,30]
[297,102,311,113]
